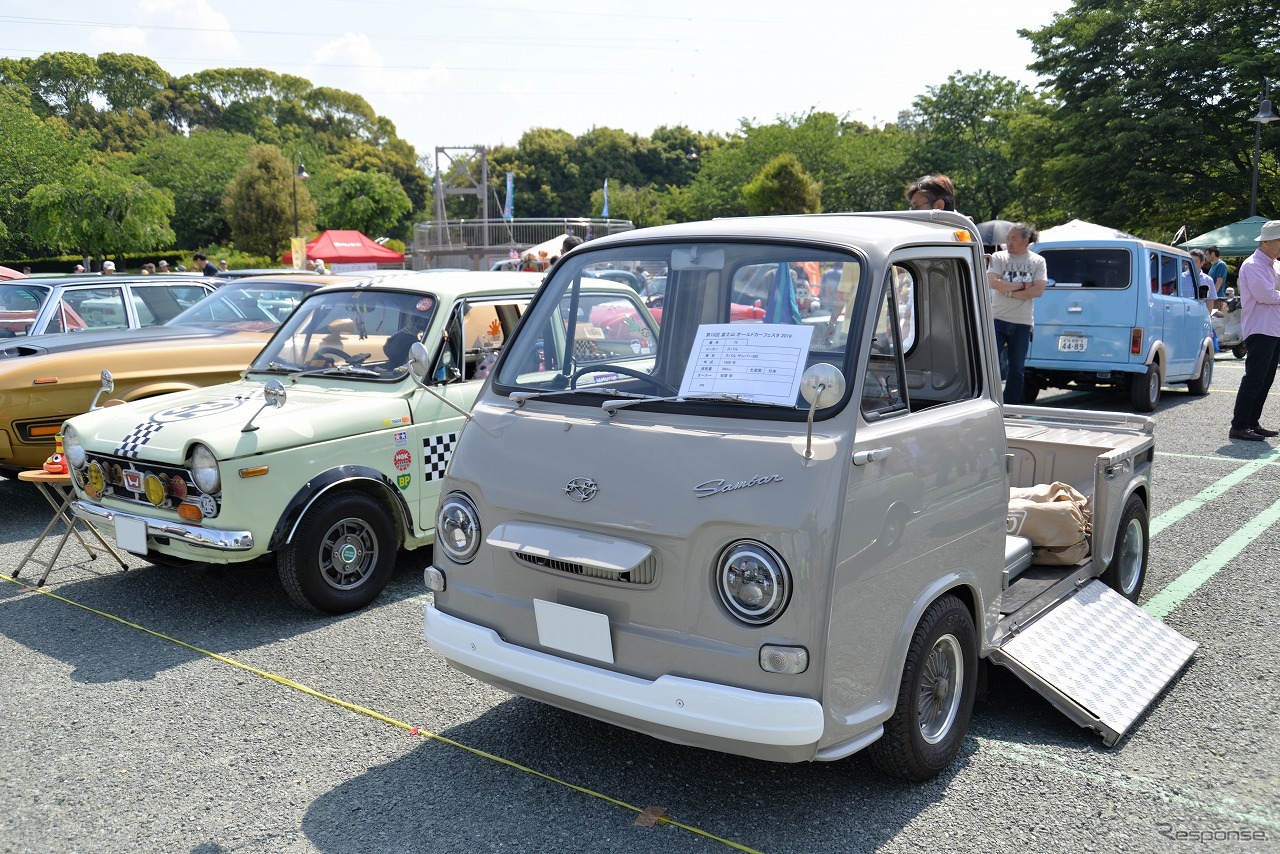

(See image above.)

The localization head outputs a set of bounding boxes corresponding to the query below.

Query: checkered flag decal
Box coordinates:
[423,432,459,482]
[115,420,165,458]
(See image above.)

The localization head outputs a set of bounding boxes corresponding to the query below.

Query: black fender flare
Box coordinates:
[268,465,415,552]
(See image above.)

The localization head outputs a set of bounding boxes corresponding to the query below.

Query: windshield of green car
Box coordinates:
[248,289,437,379]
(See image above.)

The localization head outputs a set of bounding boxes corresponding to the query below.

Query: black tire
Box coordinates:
[1129,364,1160,412]
[278,491,397,614]
[1186,348,1213,395]
[1231,344,1247,359]
[869,594,977,781]
[1101,492,1147,602]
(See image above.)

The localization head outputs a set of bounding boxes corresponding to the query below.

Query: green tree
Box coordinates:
[27,165,175,259]
[1021,0,1280,236]
[901,71,1040,222]
[315,168,411,236]
[125,129,258,248]
[224,145,314,257]
[25,51,98,116]
[588,183,668,228]
[95,52,166,113]
[0,93,88,255]
[742,153,823,215]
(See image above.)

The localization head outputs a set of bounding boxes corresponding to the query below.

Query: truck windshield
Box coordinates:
[494,242,863,413]
[248,289,437,379]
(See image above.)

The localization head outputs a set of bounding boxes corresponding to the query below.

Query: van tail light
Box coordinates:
[1130,328,1143,355]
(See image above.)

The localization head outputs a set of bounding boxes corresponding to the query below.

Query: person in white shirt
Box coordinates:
[987,222,1048,404]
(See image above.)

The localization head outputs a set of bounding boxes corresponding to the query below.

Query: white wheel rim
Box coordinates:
[1117,516,1144,595]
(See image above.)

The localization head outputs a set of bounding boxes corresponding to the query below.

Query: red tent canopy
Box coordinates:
[282,230,404,265]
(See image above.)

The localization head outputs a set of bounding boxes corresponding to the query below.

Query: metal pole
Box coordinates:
[292,160,300,238]
[1251,78,1271,220]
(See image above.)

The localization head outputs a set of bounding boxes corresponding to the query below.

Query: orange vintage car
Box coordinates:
[0,273,358,476]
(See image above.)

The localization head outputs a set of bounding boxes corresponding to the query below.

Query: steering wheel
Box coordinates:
[569,364,677,396]
[315,346,371,365]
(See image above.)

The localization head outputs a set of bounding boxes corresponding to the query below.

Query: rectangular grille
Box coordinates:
[77,451,218,515]
[515,551,657,585]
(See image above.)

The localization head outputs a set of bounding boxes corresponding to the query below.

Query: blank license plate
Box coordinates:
[115,515,148,555]
[534,599,614,663]
[1057,335,1088,352]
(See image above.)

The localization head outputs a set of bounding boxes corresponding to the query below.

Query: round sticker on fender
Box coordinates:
[393,448,412,471]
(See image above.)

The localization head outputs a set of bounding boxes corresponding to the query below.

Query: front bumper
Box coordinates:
[71,500,254,551]
[424,605,825,750]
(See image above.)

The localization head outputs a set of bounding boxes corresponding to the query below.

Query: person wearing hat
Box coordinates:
[101,260,116,275]
[157,260,170,273]
[1228,220,1280,441]
[73,264,85,273]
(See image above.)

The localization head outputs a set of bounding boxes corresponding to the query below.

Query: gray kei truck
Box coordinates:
[421,211,1197,780]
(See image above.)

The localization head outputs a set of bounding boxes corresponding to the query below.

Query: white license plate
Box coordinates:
[1057,335,1088,352]
[533,599,614,663]
[114,515,148,555]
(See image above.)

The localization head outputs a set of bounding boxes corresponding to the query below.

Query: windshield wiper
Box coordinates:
[287,364,380,379]
[602,392,796,415]
[510,386,647,407]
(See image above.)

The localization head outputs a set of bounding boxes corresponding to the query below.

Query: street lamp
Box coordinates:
[292,157,309,238]
[1249,78,1279,219]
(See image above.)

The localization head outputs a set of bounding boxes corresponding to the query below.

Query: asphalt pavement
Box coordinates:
[2,352,1277,853]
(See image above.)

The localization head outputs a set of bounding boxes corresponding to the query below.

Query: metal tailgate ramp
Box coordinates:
[989,580,1198,746]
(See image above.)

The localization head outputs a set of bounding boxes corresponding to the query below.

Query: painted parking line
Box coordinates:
[1149,448,1280,537]
[1145,494,1280,619]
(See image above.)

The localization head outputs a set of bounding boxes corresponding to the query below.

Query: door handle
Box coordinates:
[853,447,894,465]
[1067,306,1083,313]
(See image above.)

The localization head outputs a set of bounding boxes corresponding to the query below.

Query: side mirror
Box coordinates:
[408,341,430,382]
[89,370,115,410]
[241,379,287,432]
[800,363,846,461]
[800,363,846,409]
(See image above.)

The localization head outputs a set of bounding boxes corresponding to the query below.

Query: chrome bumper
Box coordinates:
[424,605,825,747]
[71,500,254,552]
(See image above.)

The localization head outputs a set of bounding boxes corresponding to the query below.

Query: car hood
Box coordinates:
[68,378,414,464]
[0,324,249,359]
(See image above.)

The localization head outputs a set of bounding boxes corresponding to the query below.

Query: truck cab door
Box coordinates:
[829,251,1008,716]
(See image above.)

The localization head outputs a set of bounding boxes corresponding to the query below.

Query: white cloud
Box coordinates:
[88,26,149,54]
[134,0,239,53]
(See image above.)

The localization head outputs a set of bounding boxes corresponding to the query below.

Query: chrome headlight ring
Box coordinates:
[716,540,792,626]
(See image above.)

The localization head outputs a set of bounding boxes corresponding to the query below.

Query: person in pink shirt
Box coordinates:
[1229,220,1280,441]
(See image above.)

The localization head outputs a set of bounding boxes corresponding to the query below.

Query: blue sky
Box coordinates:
[1,0,1073,164]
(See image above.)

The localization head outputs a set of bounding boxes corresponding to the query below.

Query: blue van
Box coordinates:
[1021,238,1214,411]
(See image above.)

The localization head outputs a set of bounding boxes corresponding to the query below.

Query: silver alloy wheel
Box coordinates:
[918,634,964,744]
[1115,515,1145,596]
[318,516,379,590]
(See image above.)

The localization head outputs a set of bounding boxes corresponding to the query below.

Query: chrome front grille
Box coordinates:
[74,451,219,516]
[515,551,658,585]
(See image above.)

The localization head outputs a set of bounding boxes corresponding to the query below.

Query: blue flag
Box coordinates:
[764,263,802,325]
[601,179,609,218]
[503,172,514,220]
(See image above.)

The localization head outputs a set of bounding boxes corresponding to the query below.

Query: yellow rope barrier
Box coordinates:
[1,572,762,853]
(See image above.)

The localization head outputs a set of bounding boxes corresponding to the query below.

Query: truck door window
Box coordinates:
[1178,258,1197,299]
[862,267,908,417]
[889,258,981,409]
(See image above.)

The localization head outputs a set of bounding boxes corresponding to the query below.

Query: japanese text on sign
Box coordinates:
[678,324,814,405]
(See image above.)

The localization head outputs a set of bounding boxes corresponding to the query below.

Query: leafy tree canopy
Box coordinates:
[742,153,823,215]
[27,164,175,259]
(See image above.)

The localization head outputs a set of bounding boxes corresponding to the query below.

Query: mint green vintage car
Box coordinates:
[61,271,657,613]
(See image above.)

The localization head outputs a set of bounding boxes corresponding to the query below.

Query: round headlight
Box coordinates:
[190,443,221,494]
[716,541,791,626]
[62,424,85,469]
[436,493,481,563]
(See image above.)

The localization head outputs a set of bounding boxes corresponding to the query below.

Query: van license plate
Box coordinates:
[1057,335,1087,352]
[534,599,615,663]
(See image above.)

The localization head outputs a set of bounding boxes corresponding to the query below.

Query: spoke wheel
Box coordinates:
[869,594,977,781]
[1102,493,1148,602]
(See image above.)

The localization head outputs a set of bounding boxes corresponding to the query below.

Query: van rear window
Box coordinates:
[1039,248,1131,289]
